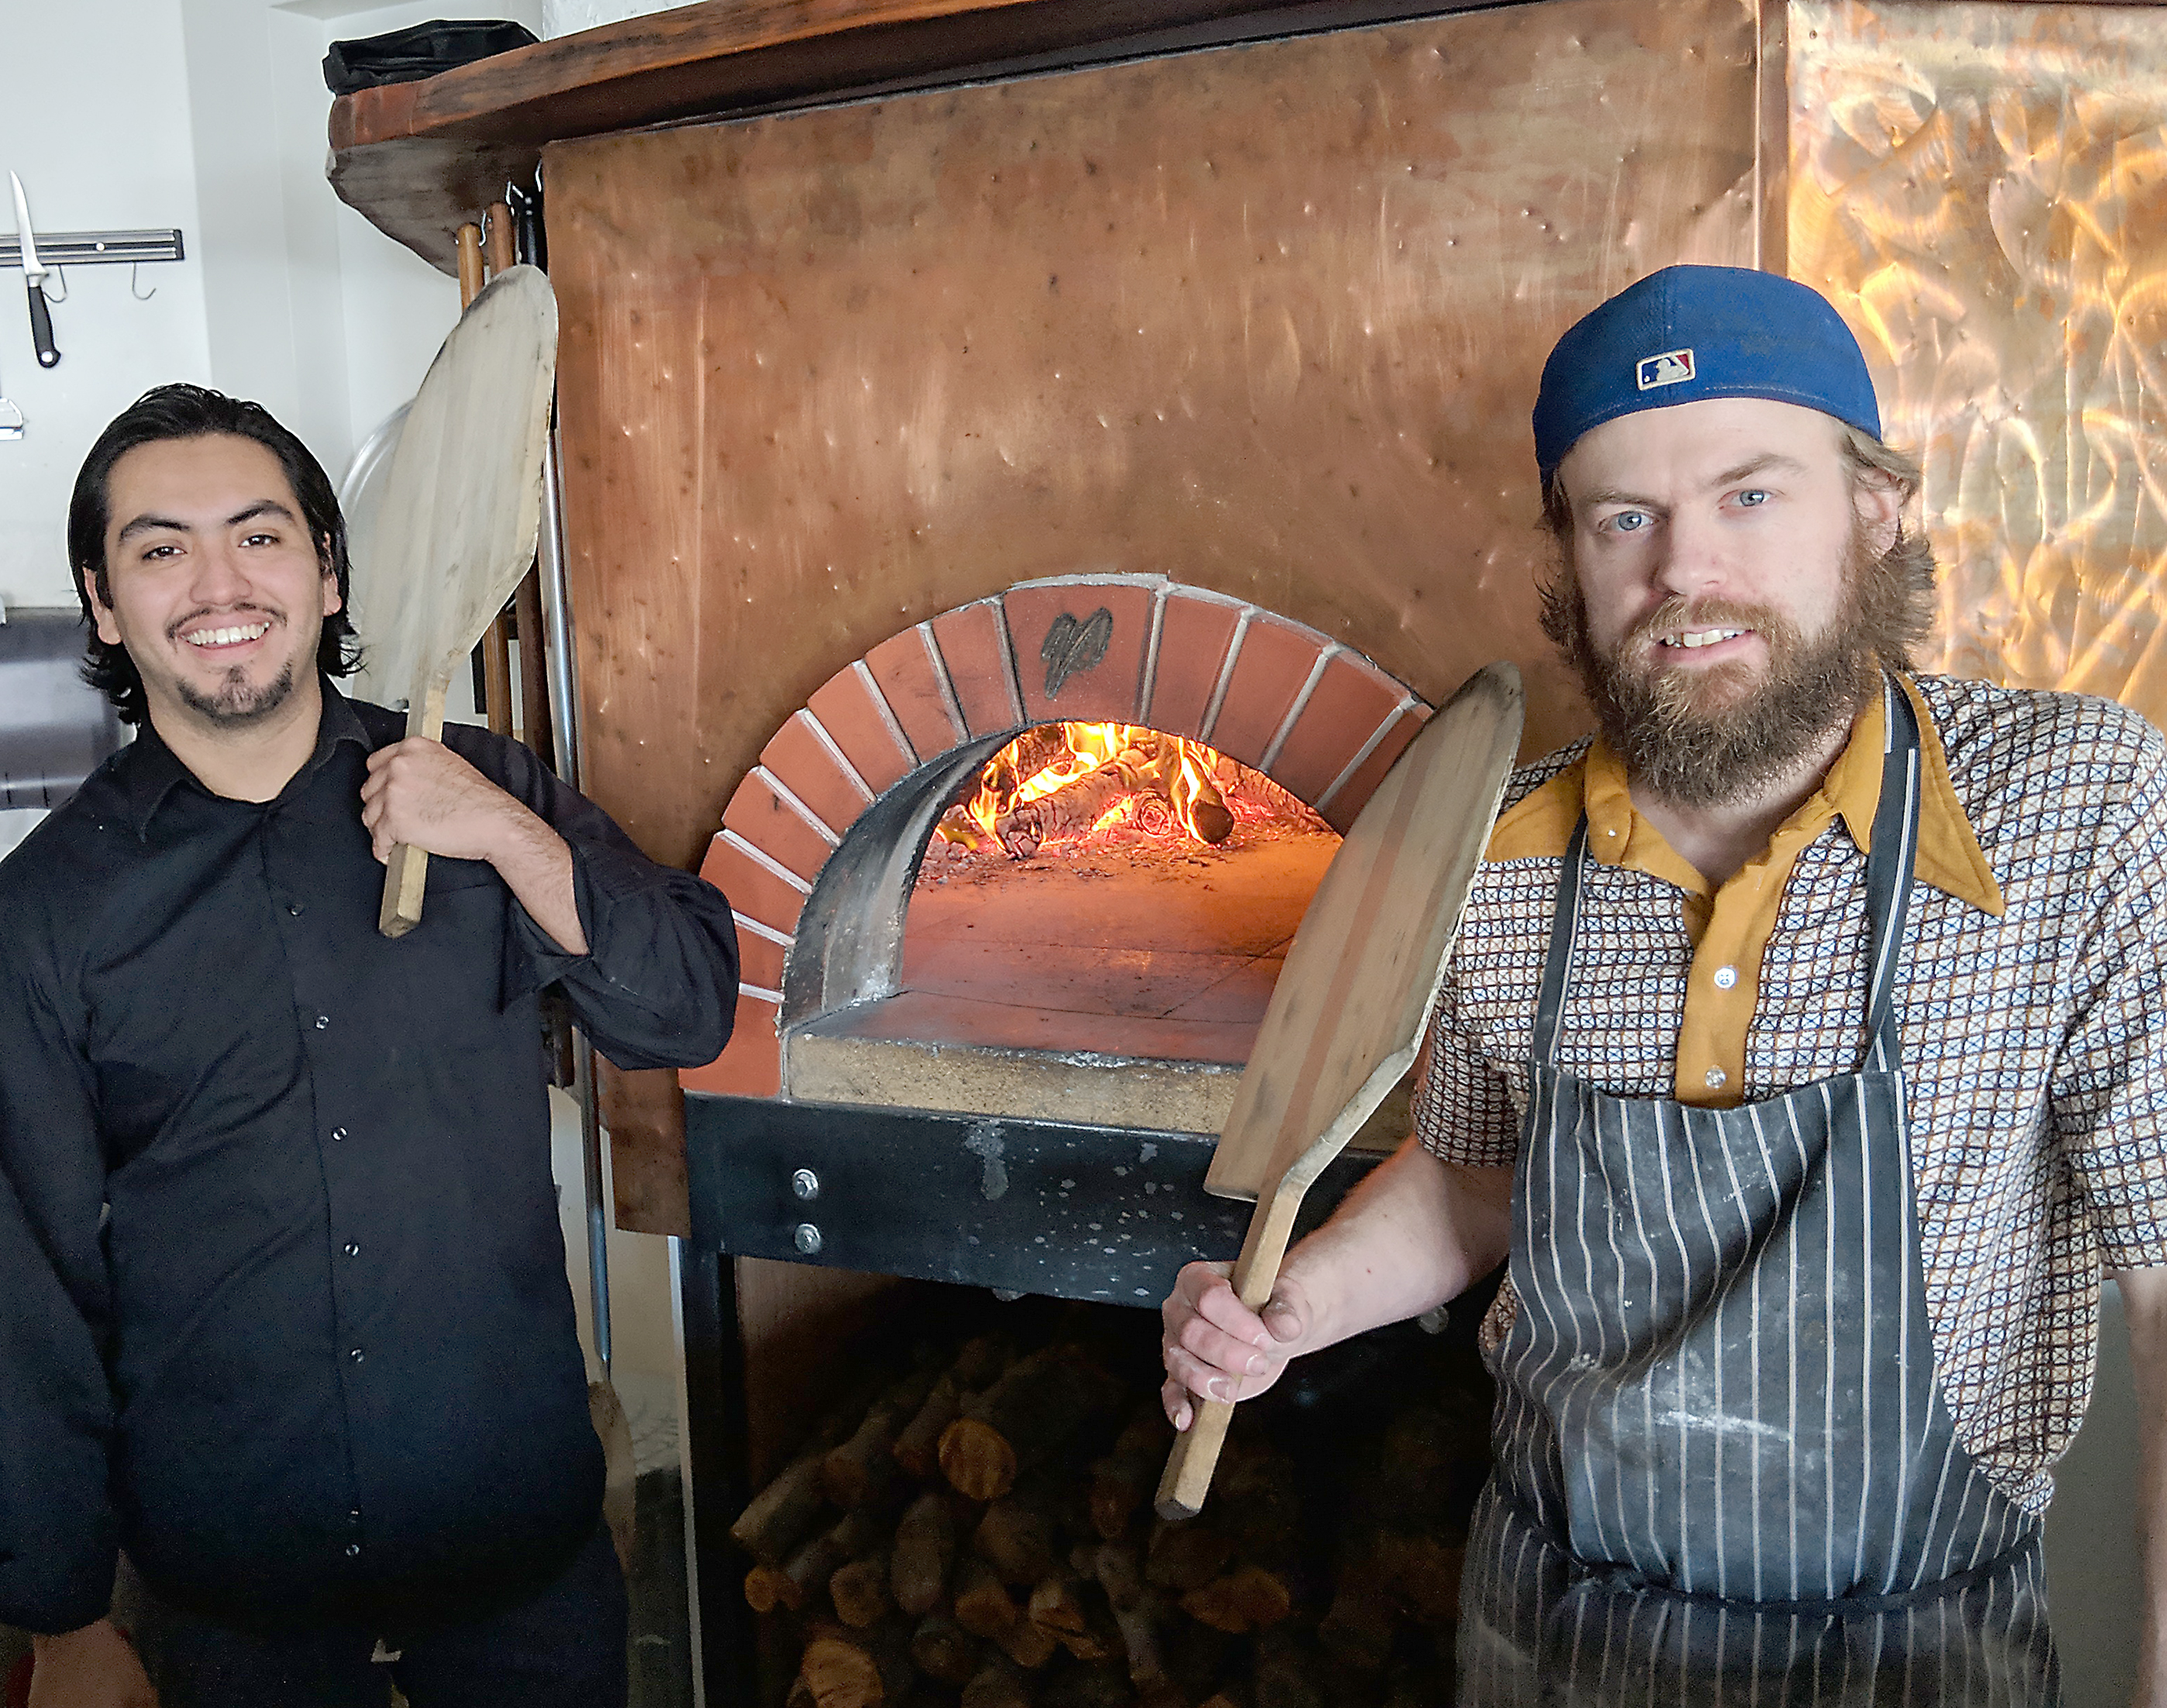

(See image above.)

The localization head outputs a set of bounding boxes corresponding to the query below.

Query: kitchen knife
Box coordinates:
[9,174,60,368]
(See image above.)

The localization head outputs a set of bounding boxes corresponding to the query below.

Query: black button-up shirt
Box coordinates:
[0,687,738,1634]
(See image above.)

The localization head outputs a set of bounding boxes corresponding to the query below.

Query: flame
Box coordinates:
[947,721,1239,851]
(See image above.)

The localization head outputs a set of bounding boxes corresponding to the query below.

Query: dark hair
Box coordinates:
[67,384,361,725]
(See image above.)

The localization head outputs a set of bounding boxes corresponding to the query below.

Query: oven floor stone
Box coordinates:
[785,829,1412,1148]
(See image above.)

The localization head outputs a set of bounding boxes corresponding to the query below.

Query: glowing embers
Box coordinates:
[927,722,1326,869]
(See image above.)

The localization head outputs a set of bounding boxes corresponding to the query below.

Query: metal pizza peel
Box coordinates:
[369,264,558,938]
[1156,659,1523,1520]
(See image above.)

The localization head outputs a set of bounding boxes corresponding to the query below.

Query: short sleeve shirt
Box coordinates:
[1414,675,2167,1514]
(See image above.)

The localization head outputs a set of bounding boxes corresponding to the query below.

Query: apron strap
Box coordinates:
[1862,676,1924,1069]
[1535,678,1925,1073]
[1532,814,1590,1065]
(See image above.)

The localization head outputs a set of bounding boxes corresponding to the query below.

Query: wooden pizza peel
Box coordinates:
[367,263,558,939]
[1156,660,1523,1520]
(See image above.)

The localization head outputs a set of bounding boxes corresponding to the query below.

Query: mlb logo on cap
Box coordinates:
[1637,349,1696,391]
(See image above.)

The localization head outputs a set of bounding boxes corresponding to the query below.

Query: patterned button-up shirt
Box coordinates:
[1416,674,2167,1513]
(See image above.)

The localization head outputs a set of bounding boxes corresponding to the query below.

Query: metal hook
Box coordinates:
[40,264,66,305]
[129,263,154,301]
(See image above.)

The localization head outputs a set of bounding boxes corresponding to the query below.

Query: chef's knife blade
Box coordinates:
[9,174,60,369]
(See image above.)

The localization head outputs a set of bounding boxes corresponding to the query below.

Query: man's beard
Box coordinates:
[1552,526,1895,811]
[171,613,302,727]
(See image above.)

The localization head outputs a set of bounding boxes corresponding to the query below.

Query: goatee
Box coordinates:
[1553,529,1890,811]
[178,656,301,727]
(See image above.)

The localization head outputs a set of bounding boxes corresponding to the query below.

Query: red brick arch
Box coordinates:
[685,574,1429,1098]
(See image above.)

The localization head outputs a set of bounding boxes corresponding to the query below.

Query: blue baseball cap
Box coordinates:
[1531,265,1881,479]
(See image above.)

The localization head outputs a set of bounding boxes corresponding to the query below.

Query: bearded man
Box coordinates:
[1159,266,2167,1705]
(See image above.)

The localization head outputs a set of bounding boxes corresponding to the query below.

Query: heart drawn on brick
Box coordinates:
[1040,607,1115,700]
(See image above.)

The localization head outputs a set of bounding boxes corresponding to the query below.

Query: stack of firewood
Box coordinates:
[729,1304,1495,1708]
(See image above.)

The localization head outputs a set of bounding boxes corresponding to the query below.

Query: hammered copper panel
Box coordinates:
[1790,1,2167,720]
[547,0,1762,876]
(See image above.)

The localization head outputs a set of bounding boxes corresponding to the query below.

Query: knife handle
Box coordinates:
[26,283,57,368]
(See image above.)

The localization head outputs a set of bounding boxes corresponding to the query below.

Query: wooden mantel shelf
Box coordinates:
[327,0,1466,268]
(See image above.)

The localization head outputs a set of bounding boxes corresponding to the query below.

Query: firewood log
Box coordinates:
[801,1627,885,1708]
[1026,1575,1086,1642]
[1145,1519,1235,1592]
[746,1561,797,1613]
[1090,1548,1166,1686]
[788,1676,818,1708]
[1180,1566,1294,1634]
[1164,1620,1235,1702]
[894,1376,963,1481]
[895,1335,1009,1477]
[992,1615,1059,1670]
[732,1450,832,1567]
[955,1556,1023,1639]
[832,1554,895,1628]
[960,1655,1034,1708]
[1252,1631,1325,1708]
[1090,1410,1173,1541]
[975,1498,1060,1586]
[1042,1661,1135,1708]
[940,1346,1123,1500]
[908,1614,981,1686]
[1316,1549,1395,1672]
[822,1383,923,1509]
[891,1490,959,1617]
[785,1511,884,1613]
[802,1619,917,1708]
[1029,1575,1120,1663]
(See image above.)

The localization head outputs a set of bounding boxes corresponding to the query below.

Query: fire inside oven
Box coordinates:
[908,723,1338,1067]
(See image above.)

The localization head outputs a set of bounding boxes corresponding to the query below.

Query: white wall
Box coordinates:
[541,0,698,39]
[0,0,216,611]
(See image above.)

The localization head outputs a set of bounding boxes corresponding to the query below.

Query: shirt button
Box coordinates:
[332,1127,347,1142]
[1713,965,1738,990]
[343,1241,360,1258]
[315,1015,330,1031]
[288,903,304,917]
[348,1347,365,1365]
[349,1510,363,1524]
[1704,1067,1728,1090]
[346,1543,362,1558]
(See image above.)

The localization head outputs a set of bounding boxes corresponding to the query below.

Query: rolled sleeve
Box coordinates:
[2054,749,2167,1273]
[0,928,121,1634]
[442,725,740,1073]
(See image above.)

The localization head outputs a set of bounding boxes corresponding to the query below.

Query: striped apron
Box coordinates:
[1457,682,2059,1706]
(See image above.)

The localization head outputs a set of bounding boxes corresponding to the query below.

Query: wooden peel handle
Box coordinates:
[377,683,447,939]
[1152,1184,1304,1521]
[1156,1396,1236,1520]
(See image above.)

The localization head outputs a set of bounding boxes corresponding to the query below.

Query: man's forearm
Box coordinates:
[482,803,588,956]
[2118,1266,2167,1707]
[1283,1138,1514,1354]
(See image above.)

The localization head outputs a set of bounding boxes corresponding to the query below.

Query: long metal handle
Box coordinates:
[519,174,612,1377]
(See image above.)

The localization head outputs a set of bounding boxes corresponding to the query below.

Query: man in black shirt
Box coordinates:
[0,386,739,1706]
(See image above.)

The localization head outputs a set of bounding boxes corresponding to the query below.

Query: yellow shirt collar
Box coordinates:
[1488,677,2004,917]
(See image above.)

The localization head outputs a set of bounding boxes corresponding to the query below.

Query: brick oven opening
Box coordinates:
[781,721,1349,1135]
